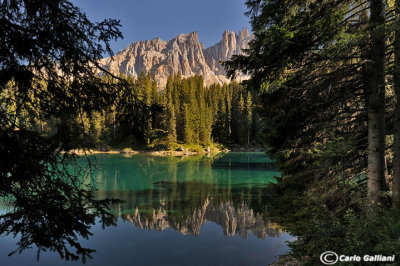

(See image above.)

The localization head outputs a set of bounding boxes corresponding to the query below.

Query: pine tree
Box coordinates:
[245,91,253,145]
[0,0,123,260]
[392,0,400,207]
[183,104,194,143]
[164,75,174,106]
[166,102,177,147]
[367,0,386,202]
[237,93,245,144]
[224,0,378,186]
[151,79,159,105]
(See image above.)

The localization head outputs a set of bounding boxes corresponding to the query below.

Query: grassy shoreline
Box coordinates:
[63,144,264,157]
[64,145,222,157]
[65,149,221,157]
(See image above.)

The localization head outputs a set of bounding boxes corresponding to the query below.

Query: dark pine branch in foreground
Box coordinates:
[0,0,124,261]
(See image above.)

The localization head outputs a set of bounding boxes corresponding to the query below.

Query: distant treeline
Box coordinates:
[5,72,262,149]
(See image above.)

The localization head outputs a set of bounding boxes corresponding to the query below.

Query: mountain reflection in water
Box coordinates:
[95,152,282,239]
[1,152,295,266]
[121,198,282,238]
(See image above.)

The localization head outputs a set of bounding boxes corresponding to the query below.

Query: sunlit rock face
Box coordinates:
[204,28,251,82]
[100,29,252,89]
[123,198,282,239]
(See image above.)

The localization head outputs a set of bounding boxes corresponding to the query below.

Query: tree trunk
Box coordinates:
[367,0,386,203]
[393,0,400,208]
[247,127,250,145]
[113,112,116,141]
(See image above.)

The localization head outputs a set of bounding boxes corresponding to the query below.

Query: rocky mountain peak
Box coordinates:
[177,31,198,41]
[204,28,252,80]
[238,27,250,39]
[100,29,252,88]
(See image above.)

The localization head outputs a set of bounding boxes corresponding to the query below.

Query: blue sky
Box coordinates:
[72,0,251,53]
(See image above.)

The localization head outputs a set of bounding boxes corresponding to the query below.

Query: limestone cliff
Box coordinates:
[204,28,251,80]
[100,29,252,88]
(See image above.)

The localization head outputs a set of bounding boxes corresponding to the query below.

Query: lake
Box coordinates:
[0,152,295,266]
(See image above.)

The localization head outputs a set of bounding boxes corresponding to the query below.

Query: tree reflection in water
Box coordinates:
[95,153,283,239]
[1,153,285,262]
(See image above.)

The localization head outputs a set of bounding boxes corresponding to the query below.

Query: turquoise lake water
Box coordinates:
[0,152,295,266]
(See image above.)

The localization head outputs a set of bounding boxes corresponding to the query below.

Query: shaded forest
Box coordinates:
[3,72,262,150]
[224,0,400,264]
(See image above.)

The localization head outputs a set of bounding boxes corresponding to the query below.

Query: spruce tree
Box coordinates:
[166,101,177,147]
[0,0,123,260]
[245,91,253,145]
[392,0,400,207]
[224,0,380,188]
[365,0,386,203]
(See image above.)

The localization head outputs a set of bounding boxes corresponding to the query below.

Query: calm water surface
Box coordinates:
[0,152,295,266]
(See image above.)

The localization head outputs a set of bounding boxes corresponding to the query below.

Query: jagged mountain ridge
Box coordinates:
[100,28,252,88]
[123,199,282,239]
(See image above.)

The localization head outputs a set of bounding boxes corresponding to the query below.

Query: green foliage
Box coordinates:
[245,91,253,145]
[165,102,177,148]
[223,1,400,262]
[20,72,261,150]
[68,73,261,148]
[0,0,124,261]
[269,178,400,265]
